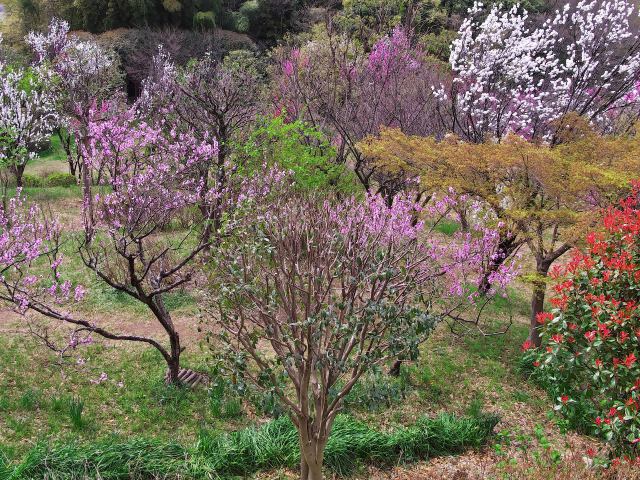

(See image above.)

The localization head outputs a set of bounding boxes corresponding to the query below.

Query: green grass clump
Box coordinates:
[7,412,498,479]
[8,438,204,480]
[67,397,85,430]
[433,218,461,236]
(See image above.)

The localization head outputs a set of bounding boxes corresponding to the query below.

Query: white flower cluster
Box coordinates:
[26,18,117,92]
[448,0,640,142]
[0,41,59,167]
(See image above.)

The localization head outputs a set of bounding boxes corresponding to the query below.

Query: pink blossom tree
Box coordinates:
[274,25,447,197]
[0,101,231,383]
[26,18,123,178]
[136,47,264,247]
[0,191,168,369]
[209,186,516,480]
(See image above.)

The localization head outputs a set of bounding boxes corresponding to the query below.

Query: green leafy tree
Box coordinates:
[239,115,358,194]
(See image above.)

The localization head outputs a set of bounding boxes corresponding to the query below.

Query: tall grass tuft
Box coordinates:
[68,397,85,430]
[8,412,499,479]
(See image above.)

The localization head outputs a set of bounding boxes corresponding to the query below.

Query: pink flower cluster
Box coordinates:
[368,27,421,78]
[0,191,85,314]
[83,105,219,234]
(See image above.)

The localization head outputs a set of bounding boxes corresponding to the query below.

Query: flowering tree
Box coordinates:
[77,106,221,382]
[137,47,264,245]
[209,186,515,480]
[0,59,59,187]
[528,185,640,453]
[274,25,446,197]
[440,0,640,143]
[361,125,640,345]
[26,18,123,178]
[0,100,226,383]
[0,190,167,367]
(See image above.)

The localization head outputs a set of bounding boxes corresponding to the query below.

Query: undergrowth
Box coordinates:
[6,412,499,479]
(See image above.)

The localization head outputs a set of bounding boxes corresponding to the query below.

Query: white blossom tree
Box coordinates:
[26,18,123,178]
[439,0,640,143]
[0,50,58,187]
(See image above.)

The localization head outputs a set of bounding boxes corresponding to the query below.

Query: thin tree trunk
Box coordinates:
[152,297,182,385]
[529,259,551,348]
[299,426,327,480]
[456,207,469,232]
[167,327,181,384]
[166,350,181,385]
[80,137,94,242]
[299,452,310,480]
[58,130,76,177]
[13,164,25,188]
[301,441,324,480]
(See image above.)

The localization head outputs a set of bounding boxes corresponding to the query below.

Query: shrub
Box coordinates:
[45,172,76,187]
[209,378,245,419]
[526,184,640,452]
[231,12,250,33]
[21,174,44,188]
[240,116,359,195]
[193,11,216,30]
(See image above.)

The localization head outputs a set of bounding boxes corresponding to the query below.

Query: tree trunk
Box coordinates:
[166,350,181,385]
[389,359,403,377]
[80,137,95,242]
[300,442,324,480]
[13,164,25,188]
[478,232,519,295]
[299,427,326,480]
[456,207,469,232]
[306,458,323,480]
[58,130,77,177]
[299,456,310,480]
[200,132,226,255]
[160,303,182,385]
[529,259,551,348]
[149,295,182,385]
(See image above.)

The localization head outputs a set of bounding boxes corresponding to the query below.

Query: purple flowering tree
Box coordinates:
[0,100,232,383]
[274,26,446,198]
[210,187,516,480]
[77,106,222,382]
[0,191,167,368]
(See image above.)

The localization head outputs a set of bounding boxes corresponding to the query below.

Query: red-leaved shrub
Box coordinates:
[527,184,640,453]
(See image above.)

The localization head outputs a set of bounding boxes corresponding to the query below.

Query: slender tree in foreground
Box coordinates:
[0,104,227,383]
[209,186,515,480]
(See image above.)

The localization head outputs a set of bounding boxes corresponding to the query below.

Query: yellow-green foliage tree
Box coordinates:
[360,121,640,346]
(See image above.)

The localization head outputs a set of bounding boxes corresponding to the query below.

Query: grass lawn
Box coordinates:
[0,281,606,478]
[26,135,70,176]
